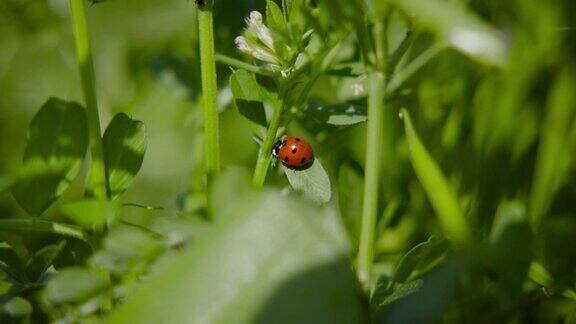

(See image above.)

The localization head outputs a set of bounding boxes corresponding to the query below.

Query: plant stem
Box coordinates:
[197,2,220,179]
[252,102,286,188]
[69,0,107,200]
[387,42,447,94]
[357,71,385,291]
[0,219,91,243]
[215,53,276,77]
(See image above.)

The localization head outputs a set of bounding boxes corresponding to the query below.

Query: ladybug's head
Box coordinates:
[272,139,283,157]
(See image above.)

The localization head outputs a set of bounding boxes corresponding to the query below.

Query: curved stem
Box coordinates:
[0,219,92,244]
[252,102,286,188]
[69,0,107,200]
[357,71,386,291]
[215,53,275,77]
[198,3,221,179]
[387,42,447,94]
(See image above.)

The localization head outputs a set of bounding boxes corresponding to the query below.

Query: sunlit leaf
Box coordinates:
[391,0,508,66]
[266,0,288,37]
[12,98,88,216]
[230,70,279,126]
[401,109,470,246]
[62,199,117,232]
[283,158,331,204]
[108,190,363,323]
[530,67,576,229]
[103,113,146,200]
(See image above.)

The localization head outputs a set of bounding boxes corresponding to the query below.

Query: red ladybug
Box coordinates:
[272,135,314,169]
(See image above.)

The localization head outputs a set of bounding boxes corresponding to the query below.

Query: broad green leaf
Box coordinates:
[391,0,508,66]
[401,109,470,246]
[108,191,364,323]
[283,158,331,204]
[210,167,255,222]
[2,297,31,318]
[530,67,576,230]
[25,240,66,282]
[393,236,449,283]
[103,113,146,200]
[266,0,288,36]
[305,102,367,126]
[62,199,117,232]
[12,98,88,216]
[230,70,274,126]
[44,268,109,305]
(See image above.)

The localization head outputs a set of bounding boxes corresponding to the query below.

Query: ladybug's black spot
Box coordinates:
[291,147,297,154]
[295,138,301,141]
[284,157,289,162]
[300,157,307,164]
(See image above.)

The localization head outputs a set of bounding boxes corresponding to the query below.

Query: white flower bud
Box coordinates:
[234,36,252,53]
[246,10,274,50]
[248,11,263,25]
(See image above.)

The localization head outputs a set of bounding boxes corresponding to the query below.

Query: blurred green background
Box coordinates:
[2,0,576,323]
[0,0,260,216]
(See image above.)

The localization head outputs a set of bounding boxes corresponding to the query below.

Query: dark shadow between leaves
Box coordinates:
[253,257,368,324]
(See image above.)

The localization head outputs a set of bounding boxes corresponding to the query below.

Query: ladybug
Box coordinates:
[272,135,314,169]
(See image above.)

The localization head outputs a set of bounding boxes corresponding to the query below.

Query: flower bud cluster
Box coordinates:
[234,11,290,76]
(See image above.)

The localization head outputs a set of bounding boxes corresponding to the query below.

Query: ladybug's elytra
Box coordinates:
[272,135,314,169]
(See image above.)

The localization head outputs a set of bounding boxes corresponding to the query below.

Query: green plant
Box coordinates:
[1,0,576,323]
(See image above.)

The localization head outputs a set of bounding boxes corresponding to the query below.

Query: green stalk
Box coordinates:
[387,42,447,94]
[357,21,387,291]
[0,219,91,244]
[69,0,107,200]
[215,53,275,77]
[198,1,220,178]
[357,71,385,291]
[252,102,286,188]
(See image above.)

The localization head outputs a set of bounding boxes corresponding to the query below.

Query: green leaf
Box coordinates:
[391,0,508,66]
[304,101,367,126]
[283,159,332,204]
[373,279,424,309]
[230,70,274,126]
[393,236,449,283]
[61,199,117,232]
[44,268,109,305]
[266,0,288,36]
[530,67,576,230]
[2,297,32,318]
[0,247,28,283]
[400,109,470,246]
[12,98,88,216]
[103,113,146,200]
[108,191,364,323]
[25,240,66,282]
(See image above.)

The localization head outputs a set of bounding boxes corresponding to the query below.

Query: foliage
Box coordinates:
[0,0,576,323]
